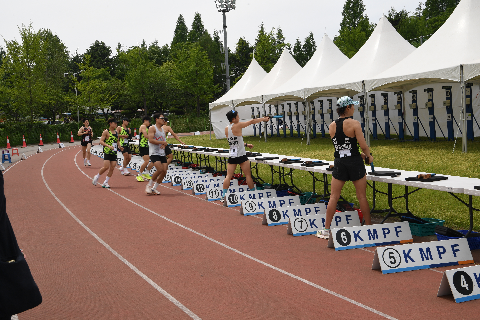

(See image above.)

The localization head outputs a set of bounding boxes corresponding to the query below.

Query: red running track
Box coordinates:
[4,146,480,319]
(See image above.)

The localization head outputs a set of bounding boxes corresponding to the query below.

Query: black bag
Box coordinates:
[0,253,42,316]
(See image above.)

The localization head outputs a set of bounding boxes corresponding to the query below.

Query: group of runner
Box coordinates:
[85,113,184,194]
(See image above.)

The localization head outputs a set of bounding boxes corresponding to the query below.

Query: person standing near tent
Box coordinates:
[92,118,120,189]
[222,110,269,199]
[317,96,373,239]
[117,118,132,176]
[78,118,93,166]
[145,113,169,195]
[137,116,154,182]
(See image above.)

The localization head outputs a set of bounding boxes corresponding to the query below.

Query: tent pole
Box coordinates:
[209,109,212,140]
[362,81,370,147]
[306,98,311,145]
[461,65,467,153]
[402,91,406,137]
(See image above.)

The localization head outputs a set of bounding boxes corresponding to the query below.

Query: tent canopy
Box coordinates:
[209,57,267,111]
[366,0,480,92]
[305,16,416,99]
[264,35,349,103]
[235,48,302,107]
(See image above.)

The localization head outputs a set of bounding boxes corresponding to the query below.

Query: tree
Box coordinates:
[387,6,426,48]
[77,55,122,119]
[254,23,278,72]
[302,32,316,65]
[148,41,170,66]
[423,0,460,37]
[230,37,253,85]
[1,24,48,121]
[334,0,375,58]
[188,13,205,43]
[172,43,215,116]
[0,46,5,69]
[275,27,289,59]
[292,38,304,67]
[39,29,71,122]
[84,40,113,72]
[171,14,189,48]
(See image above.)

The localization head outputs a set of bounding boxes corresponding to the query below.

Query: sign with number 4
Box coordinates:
[438,265,480,303]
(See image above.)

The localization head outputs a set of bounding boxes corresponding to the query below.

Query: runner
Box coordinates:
[222,110,269,200]
[317,96,373,239]
[78,118,93,166]
[145,113,169,195]
[92,118,120,189]
[162,118,185,167]
[116,118,132,176]
[137,115,155,182]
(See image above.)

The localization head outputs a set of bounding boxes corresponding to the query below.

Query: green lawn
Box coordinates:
[178,132,480,232]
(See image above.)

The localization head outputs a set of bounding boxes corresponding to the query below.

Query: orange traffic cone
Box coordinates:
[22,135,27,148]
[56,132,60,144]
[39,134,44,146]
[70,131,74,143]
[134,128,137,136]
[6,136,11,149]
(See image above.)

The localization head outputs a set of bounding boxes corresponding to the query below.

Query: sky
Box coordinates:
[1,0,423,55]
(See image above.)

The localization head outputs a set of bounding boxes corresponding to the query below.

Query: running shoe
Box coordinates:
[145,184,153,195]
[122,170,131,176]
[151,189,161,195]
[118,166,123,171]
[92,174,99,186]
[142,173,152,180]
[84,159,87,166]
[101,183,110,188]
[87,161,92,166]
[316,229,330,239]
[136,175,144,182]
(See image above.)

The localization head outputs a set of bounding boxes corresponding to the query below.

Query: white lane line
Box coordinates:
[41,150,200,320]
[78,152,397,320]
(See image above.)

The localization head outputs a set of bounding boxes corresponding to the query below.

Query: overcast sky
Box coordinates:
[1,0,422,55]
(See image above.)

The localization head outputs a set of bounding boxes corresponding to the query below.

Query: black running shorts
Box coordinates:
[103,153,117,162]
[81,140,91,147]
[121,144,131,154]
[139,146,149,157]
[332,156,366,182]
[228,155,249,165]
[165,145,172,156]
[150,155,167,163]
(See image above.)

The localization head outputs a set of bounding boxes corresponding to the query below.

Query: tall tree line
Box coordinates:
[0,2,459,122]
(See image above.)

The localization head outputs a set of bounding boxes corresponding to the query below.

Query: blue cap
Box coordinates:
[337,96,359,108]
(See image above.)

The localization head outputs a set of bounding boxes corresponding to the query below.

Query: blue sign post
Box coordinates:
[358,95,365,134]
[370,94,378,140]
[410,90,419,141]
[425,88,436,141]
[319,100,325,137]
[327,99,333,129]
[295,102,301,138]
[287,103,293,137]
[442,86,454,141]
[257,106,262,137]
[251,106,256,137]
[310,101,316,138]
[394,92,405,140]
[466,83,474,141]
[381,93,390,139]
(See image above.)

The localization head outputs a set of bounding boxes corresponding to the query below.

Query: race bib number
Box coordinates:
[112,142,117,152]
[85,135,90,142]
[229,146,238,158]
[339,149,351,158]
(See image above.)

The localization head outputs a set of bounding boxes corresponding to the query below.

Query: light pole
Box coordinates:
[64,72,79,124]
[215,0,236,92]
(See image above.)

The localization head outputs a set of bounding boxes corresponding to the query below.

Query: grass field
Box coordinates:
[178,131,480,232]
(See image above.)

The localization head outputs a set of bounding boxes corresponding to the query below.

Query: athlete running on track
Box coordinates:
[78,118,93,166]
[137,116,154,182]
[145,113,169,195]
[222,110,269,200]
[162,118,185,166]
[117,118,132,176]
[92,118,120,189]
[318,96,373,239]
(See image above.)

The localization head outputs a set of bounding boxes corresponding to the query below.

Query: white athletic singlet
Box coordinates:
[148,125,166,156]
[227,123,246,158]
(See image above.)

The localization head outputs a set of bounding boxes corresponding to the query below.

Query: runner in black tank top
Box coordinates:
[318,96,373,239]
